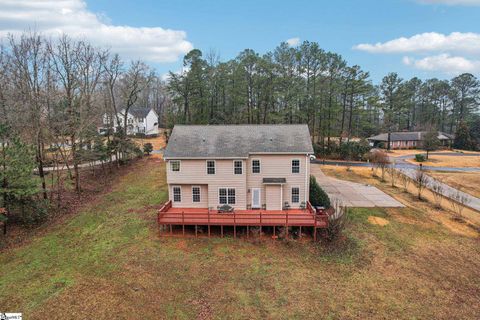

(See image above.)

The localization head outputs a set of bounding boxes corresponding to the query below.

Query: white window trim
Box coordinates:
[251,159,261,174]
[172,185,182,203]
[233,160,243,175]
[291,186,300,204]
[206,160,216,175]
[170,160,181,172]
[218,187,236,205]
[292,159,300,174]
[192,185,201,203]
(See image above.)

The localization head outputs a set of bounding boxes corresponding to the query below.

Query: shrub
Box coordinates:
[324,200,347,242]
[415,154,425,162]
[310,176,331,208]
[143,143,153,155]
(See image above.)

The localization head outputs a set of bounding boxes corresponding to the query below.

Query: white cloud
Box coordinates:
[286,37,300,46]
[354,32,480,54]
[417,0,480,5]
[0,0,193,63]
[403,54,480,74]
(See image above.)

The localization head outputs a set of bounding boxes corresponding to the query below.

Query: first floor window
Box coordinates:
[219,188,235,205]
[173,186,181,202]
[292,159,300,173]
[207,160,215,174]
[192,186,201,202]
[170,160,180,172]
[291,187,300,203]
[234,160,243,174]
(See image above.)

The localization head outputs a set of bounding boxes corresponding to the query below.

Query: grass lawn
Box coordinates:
[427,171,480,199]
[405,154,480,167]
[1,159,480,319]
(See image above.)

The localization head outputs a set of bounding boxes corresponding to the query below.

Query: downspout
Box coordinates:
[305,155,308,203]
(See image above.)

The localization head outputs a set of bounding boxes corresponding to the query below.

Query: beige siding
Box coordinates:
[265,185,282,210]
[167,159,247,209]
[246,154,309,209]
[169,184,208,208]
[166,154,310,211]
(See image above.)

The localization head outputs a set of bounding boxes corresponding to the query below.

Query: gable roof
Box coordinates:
[164,124,314,159]
[120,107,153,119]
[367,131,454,142]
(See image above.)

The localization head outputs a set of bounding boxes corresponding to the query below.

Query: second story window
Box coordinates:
[234,160,243,174]
[252,159,261,174]
[207,160,216,174]
[170,160,180,172]
[292,159,300,173]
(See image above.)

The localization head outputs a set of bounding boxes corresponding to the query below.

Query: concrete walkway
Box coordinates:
[399,168,480,213]
[311,165,404,208]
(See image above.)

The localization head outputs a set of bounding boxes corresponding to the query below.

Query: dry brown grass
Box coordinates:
[405,155,480,167]
[1,160,480,319]
[321,165,480,234]
[427,171,480,199]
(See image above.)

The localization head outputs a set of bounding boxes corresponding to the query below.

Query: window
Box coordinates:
[138,117,144,123]
[292,159,300,173]
[219,188,235,205]
[252,159,261,174]
[170,160,180,172]
[207,160,215,174]
[291,187,300,203]
[234,160,243,175]
[192,186,201,203]
[173,186,181,202]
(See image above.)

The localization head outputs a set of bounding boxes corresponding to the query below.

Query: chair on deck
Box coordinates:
[283,201,291,210]
[217,204,234,213]
[300,202,306,210]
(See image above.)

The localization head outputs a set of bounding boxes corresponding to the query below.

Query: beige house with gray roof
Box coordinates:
[163,124,314,211]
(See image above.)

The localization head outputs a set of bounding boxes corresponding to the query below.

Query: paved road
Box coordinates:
[399,168,480,213]
[311,165,404,208]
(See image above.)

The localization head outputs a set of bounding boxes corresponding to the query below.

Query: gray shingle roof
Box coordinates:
[367,131,454,142]
[121,107,152,119]
[164,124,314,159]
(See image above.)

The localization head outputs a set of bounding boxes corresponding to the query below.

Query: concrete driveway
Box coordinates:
[311,165,404,208]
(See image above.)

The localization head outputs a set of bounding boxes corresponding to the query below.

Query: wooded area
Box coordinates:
[166,42,480,151]
[0,33,479,226]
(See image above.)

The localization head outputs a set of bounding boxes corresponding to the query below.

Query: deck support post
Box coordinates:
[233,211,237,239]
[259,211,262,235]
[273,226,276,239]
[313,227,317,242]
[221,225,223,237]
[247,226,249,238]
[208,209,211,238]
[195,225,198,238]
[169,224,172,235]
[182,211,185,236]
[285,212,289,239]
[299,226,302,239]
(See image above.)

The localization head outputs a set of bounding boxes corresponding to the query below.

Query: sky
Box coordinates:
[1,0,480,82]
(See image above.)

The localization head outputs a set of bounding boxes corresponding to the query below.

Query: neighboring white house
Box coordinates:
[100,107,159,136]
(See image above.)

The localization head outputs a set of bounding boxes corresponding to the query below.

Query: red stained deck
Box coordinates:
[157,201,328,229]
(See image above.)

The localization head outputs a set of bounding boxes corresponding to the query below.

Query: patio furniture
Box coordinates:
[217,204,234,213]
[261,204,266,210]
[283,202,291,210]
[300,202,306,210]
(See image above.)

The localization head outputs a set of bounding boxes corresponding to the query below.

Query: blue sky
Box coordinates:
[2,0,480,82]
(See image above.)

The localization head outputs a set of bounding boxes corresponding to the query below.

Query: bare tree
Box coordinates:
[387,166,398,187]
[413,169,429,200]
[431,180,444,209]
[398,172,411,193]
[449,189,471,220]
[370,150,390,181]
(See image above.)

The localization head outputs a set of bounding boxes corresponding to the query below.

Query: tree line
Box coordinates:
[0,32,168,225]
[166,42,480,151]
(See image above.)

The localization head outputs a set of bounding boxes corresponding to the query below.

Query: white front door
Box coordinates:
[252,188,261,209]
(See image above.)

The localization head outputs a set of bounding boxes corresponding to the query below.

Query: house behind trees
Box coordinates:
[99,107,159,136]
[367,131,454,149]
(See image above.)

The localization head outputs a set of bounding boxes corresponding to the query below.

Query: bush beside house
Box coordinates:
[309,176,331,208]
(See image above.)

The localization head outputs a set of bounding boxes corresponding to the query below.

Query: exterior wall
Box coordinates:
[167,159,247,209]
[145,110,159,135]
[166,154,309,211]
[169,184,208,208]
[246,154,308,209]
[265,185,282,210]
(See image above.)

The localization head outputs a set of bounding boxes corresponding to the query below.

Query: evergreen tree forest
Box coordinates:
[166,42,480,150]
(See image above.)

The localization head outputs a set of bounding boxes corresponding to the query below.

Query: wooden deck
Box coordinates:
[157,201,328,240]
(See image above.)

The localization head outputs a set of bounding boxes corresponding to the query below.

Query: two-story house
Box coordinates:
[99,107,159,136]
[163,124,314,211]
